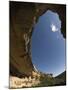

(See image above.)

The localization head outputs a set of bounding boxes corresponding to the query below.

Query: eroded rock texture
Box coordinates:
[10,1,66,78]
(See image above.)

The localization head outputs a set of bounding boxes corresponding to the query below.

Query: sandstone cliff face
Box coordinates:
[10,2,36,77]
[10,1,66,78]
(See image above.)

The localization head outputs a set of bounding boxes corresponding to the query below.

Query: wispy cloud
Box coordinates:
[50,23,58,32]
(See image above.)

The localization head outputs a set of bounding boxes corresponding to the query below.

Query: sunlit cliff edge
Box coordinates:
[10,1,66,88]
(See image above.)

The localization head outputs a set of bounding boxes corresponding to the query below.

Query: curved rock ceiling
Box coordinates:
[10,1,66,78]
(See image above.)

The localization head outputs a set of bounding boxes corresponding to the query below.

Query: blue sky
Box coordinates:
[31,10,66,77]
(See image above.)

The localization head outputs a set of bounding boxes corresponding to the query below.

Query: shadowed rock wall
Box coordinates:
[10,1,66,78]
